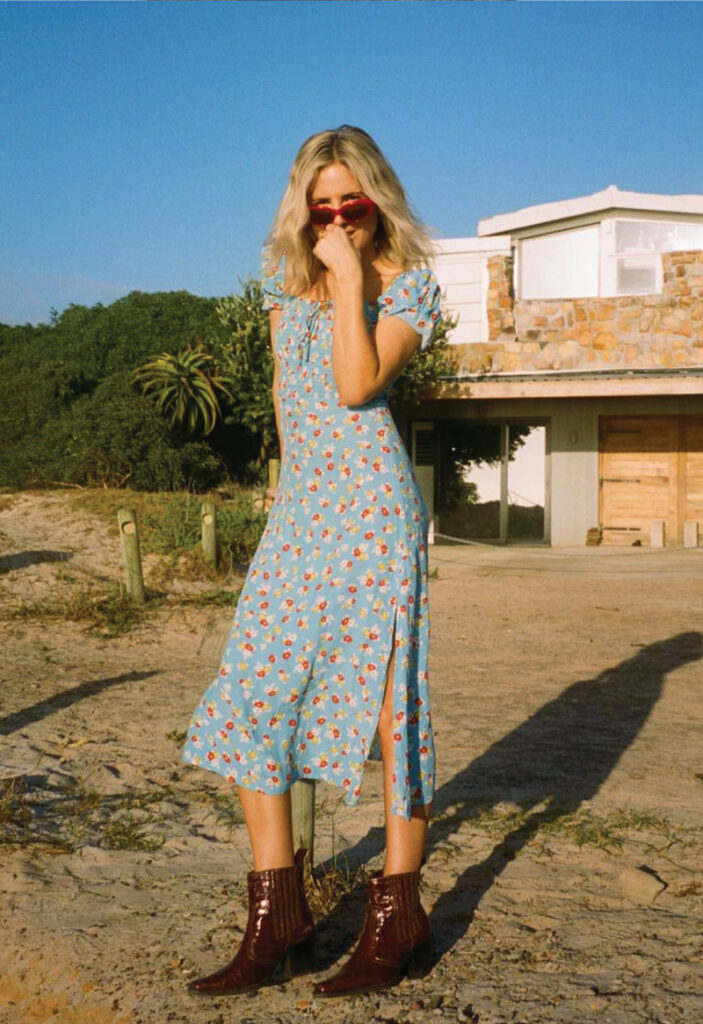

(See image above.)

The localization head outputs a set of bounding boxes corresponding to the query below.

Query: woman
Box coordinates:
[182,125,440,998]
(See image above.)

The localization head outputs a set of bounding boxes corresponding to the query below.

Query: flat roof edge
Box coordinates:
[430,369,703,400]
[434,235,512,254]
[478,186,703,237]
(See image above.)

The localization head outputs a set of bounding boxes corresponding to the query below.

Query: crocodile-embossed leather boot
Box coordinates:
[313,867,433,997]
[187,851,315,995]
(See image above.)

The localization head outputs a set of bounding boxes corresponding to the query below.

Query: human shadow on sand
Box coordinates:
[0,670,161,735]
[315,631,703,965]
[0,549,74,573]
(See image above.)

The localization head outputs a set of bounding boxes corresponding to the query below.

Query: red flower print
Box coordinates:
[182,265,438,821]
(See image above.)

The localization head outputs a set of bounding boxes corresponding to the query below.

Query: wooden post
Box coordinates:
[266,458,280,513]
[267,455,314,855]
[499,425,509,544]
[117,508,146,604]
[683,520,699,548]
[201,500,217,567]
[291,779,315,863]
[650,520,666,548]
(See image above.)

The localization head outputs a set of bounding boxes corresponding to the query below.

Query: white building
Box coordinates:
[408,187,703,548]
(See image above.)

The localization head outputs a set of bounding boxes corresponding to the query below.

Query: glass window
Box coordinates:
[436,422,547,544]
[615,219,703,254]
[616,258,658,295]
[608,218,703,296]
[507,425,546,542]
[437,422,503,541]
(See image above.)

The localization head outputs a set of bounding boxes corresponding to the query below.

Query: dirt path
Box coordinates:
[1,493,702,1024]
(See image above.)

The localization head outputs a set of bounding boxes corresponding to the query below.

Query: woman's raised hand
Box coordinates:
[313,225,363,285]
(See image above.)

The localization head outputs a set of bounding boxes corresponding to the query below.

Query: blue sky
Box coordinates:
[2,1,702,325]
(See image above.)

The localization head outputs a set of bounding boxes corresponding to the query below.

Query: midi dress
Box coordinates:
[181,263,440,820]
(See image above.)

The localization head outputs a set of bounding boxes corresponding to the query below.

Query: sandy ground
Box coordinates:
[1,491,702,1024]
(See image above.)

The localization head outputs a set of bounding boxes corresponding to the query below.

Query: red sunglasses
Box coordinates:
[308,197,376,226]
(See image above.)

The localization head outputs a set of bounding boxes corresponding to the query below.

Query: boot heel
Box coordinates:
[406,937,435,979]
[283,933,316,981]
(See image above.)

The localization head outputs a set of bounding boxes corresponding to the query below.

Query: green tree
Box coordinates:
[387,301,459,407]
[0,292,224,491]
[210,279,277,473]
[8,372,223,491]
[132,345,233,438]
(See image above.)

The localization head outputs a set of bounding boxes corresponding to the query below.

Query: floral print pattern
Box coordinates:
[181,265,440,819]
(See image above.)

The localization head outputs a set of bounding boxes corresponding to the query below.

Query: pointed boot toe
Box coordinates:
[312,867,433,998]
[186,852,315,996]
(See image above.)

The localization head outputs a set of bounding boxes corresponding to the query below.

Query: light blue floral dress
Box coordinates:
[182,264,440,819]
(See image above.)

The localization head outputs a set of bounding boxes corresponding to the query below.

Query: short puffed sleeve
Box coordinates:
[376,267,441,350]
[260,258,285,311]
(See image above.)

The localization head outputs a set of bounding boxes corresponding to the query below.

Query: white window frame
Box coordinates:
[601,217,663,297]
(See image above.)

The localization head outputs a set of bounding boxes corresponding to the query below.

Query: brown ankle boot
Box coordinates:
[187,851,315,995]
[312,867,433,997]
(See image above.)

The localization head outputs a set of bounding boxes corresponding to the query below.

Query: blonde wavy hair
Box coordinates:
[264,125,435,296]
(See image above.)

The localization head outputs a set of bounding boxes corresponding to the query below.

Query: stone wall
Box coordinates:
[457,250,703,374]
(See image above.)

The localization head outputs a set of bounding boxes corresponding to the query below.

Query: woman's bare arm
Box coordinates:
[270,309,284,461]
[333,280,421,405]
[314,226,421,406]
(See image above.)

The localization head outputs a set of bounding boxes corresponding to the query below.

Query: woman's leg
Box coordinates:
[237,788,295,870]
[377,643,432,875]
[312,646,433,997]
[188,788,312,994]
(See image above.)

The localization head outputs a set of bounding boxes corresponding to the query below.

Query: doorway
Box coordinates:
[432,420,549,544]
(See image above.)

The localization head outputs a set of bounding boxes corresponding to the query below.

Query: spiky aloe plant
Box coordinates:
[132,345,233,438]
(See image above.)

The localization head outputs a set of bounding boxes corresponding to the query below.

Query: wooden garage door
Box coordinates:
[599,415,703,546]
[683,416,703,528]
